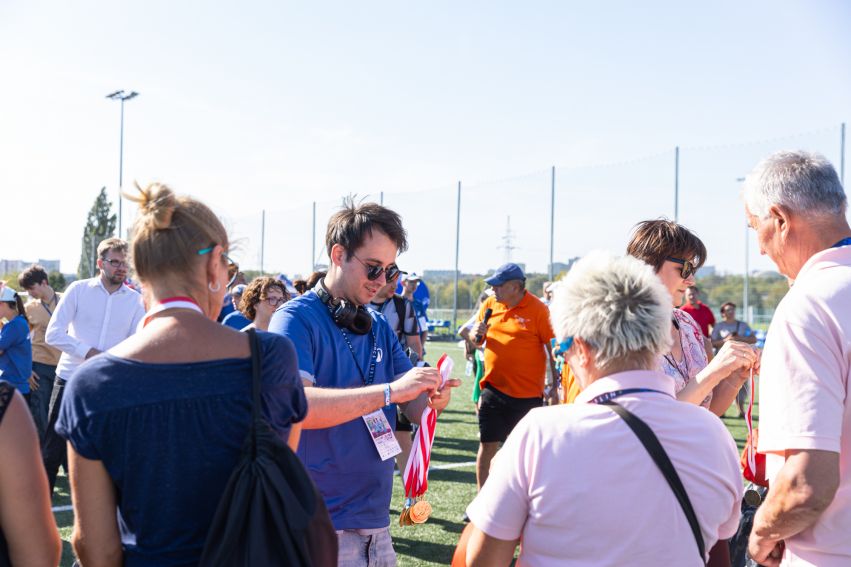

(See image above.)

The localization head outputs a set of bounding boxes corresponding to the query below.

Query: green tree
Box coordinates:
[77,187,117,279]
[48,271,67,292]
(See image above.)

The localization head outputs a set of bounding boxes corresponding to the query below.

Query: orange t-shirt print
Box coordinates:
[477,292,555,399]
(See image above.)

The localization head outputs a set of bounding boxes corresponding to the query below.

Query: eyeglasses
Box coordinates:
[352,254,403,282]
[103,259,129,269]
[264,296,287,307]
[198,246,240,288]
[665,256,696,279]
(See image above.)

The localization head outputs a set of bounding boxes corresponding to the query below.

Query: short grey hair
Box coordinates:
[549,251,673,369]
[743,150,846,218]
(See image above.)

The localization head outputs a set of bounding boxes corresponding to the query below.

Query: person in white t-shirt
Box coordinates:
[465,252,742,566]
[743,150,851,567]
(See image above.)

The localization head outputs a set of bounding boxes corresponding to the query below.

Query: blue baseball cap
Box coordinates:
[484,263,526,286]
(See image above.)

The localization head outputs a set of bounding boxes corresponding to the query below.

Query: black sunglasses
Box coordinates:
[352,254,403,282]
[666,256,696,279]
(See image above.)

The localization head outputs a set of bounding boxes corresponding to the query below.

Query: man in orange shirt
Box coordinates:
[469,263,557,491]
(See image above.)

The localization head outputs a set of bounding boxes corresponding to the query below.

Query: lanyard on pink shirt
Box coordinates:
[143,296,203,328]
[588,388,669,404]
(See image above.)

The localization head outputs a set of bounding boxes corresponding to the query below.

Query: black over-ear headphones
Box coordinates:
[314,279,373,335]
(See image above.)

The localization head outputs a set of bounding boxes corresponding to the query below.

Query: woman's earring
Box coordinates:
[208,281,221,293]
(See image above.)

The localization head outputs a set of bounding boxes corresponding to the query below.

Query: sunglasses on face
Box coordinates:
[352,254,403,282]
[665,256,696,279]
[197,246,240,288]
[103,259,129,269]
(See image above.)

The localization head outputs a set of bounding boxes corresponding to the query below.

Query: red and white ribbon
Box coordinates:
[403,354,453,499]
[745,367,756,474]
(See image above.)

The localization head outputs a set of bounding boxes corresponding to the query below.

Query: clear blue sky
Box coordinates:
[1,1,848,277]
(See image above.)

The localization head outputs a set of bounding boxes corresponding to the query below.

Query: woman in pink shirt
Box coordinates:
[465,252,743,566]
[627,219,757,416]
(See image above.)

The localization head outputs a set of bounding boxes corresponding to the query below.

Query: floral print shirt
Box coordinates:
[659,309,711,407]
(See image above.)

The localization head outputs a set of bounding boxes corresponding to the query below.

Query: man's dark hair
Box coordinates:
[18,264,49,289]
[325,197,408,260]
[687,285,700,293]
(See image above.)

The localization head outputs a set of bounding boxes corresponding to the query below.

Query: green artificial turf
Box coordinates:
[53,341,755,566]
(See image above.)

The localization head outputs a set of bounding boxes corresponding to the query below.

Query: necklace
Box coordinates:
[663,314,691,385]
[143,296,204,327]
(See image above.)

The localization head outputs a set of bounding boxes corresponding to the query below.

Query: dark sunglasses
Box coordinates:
[665,256,696,279]
[198,246,240,288]
[103,259,129,269]
[353,254,403,282]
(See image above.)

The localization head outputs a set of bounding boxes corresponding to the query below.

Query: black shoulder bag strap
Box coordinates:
[247,328,263,459]
[601,400,706,563]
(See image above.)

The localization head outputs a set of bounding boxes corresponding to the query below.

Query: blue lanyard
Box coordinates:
[831,237,851,249]
[589,388,669,404]
[340,327,379,386]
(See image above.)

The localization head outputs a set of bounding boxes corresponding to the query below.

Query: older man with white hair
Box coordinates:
[743,151,851,566]
[464,252,742,566]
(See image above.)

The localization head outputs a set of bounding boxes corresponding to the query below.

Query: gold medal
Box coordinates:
[409,498,432,524]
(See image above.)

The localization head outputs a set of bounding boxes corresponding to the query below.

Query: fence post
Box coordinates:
[841,122,846,186]
[549,166,555,281]
[452,181,461,333]
[260,209,266,274]
[674,146,680,222]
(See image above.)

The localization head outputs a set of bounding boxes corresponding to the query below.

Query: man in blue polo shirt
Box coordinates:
[269,199,460,566]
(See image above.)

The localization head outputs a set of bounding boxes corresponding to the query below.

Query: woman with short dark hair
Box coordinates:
[627,219,758,416]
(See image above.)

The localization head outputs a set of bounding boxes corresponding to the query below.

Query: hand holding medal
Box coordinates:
[400,354,454,526]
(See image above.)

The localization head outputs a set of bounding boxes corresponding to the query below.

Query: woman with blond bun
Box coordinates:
[55,183,308,567]
[239,276,289,331]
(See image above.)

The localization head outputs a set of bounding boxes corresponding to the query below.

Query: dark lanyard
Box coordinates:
[588,388,669,404]
[339,327,379,385]
[831,237,851,249]
[41,294,58,317]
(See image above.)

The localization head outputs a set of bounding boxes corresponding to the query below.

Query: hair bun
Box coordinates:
[128,182,177,230]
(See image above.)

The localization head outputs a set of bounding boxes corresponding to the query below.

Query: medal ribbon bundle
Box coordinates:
[399,354,453,526]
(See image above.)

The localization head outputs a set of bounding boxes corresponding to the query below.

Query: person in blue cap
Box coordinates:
[468,262,557,493]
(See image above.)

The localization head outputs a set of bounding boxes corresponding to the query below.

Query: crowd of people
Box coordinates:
[0,149,848,567]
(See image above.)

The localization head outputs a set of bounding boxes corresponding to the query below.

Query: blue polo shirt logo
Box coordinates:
[376,347,383,363]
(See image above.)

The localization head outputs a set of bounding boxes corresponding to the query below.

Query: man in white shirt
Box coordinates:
[43,237,145,495]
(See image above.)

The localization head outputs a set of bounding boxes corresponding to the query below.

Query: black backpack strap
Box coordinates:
[601,400,706,563]
[247,328,262,459]
[392,294,407,339]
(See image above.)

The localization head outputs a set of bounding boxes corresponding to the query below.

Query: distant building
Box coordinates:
[0,258,62,276]
[548,258,580,276]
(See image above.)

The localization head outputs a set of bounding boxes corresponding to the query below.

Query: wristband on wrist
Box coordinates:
[384,384,392,407]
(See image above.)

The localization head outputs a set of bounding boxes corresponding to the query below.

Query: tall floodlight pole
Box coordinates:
[452,181,461,332]
[260,210,266,274]
[106,90,139,238]
[549,166,555,281]
[674,146,680,222]
[380,191,384,206]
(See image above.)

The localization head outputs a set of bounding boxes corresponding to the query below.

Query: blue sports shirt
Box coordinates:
[269,291,414,530]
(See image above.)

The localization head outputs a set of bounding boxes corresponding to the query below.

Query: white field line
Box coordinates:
[52,460,476,513]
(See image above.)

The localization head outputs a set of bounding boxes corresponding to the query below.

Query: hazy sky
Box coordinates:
[1,1,849,277]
